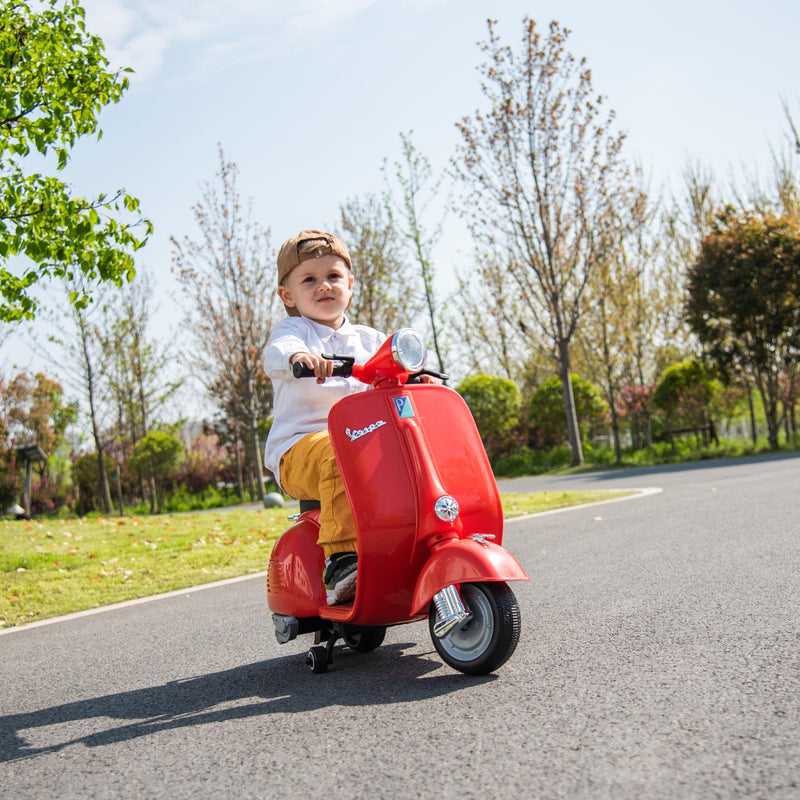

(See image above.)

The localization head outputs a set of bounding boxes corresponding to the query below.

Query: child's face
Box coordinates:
[277,254,354,328]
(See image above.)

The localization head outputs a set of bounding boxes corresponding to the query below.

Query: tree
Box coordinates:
[172,146,278,503]
[452,248,532,381]
[65,275,114,512]
[616,382,656,450]
[0,0,150,322]
[129,430,184,513]
[0,369,76,509]
[782,96,800,157]
[738,104,800,223]
[686,210,800,449]
[653,360,719,447]
[0,370,76,454]
[527,374,608,450]
[338,193,419,332]
[206,351,272,499]
[102,273,180,512]
[384,131,447,371]
[578,167,659,463]
[453,19,628,466]
[35,268,115,513]
[658,161,716,355]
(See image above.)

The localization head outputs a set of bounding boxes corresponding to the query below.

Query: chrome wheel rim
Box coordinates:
[437,585,494,661]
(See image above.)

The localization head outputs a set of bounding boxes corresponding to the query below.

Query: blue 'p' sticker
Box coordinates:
[393,396,415,418]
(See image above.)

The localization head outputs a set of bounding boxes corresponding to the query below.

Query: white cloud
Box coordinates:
[81,0,399,83]
[282,0,375,42]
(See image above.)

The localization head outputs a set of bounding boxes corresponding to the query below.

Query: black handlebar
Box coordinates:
[292,354,355,379]
[408,369,449,384]
[291,356,448,384]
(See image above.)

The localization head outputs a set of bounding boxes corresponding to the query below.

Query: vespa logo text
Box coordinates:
[346,419,387,442]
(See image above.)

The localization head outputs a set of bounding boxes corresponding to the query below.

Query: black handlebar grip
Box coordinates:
[292,359,354,379]
[292,361,316,378]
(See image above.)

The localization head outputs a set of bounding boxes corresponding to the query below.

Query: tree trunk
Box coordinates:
[244,370,266,503]
[603,360,622,465]
[249,422,265,502]
[78,311,112,514]
[557,338,584,467]
[752,374,780,449]
[747,385,757,444]
[148,465,157,514]
[609,396,622,465]
[95,436,113,514]
[234,436,245,500]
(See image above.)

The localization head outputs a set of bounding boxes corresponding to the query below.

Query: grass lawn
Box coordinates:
[0,490,628,628]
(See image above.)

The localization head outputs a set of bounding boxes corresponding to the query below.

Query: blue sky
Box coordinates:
[4,0,800,375]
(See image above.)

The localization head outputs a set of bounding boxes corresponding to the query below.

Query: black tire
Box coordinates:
[429,582,521,675]
[342,626,387,653]
[306,645,328,674]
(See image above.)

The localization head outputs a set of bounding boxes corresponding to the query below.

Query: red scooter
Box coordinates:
[267,329,528,675]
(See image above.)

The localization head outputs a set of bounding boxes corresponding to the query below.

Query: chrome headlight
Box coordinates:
[391,328,427,372]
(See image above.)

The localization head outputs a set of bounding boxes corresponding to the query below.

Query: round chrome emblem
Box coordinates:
[434,495,459,522]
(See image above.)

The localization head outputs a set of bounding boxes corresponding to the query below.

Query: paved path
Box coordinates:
[2,453,799,798]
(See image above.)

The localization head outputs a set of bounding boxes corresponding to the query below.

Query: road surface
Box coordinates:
[2,453,799,798]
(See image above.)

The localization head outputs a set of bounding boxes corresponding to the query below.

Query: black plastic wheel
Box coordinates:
[429,582,521,675]
[306,645,328,674]
[342,626,387,653]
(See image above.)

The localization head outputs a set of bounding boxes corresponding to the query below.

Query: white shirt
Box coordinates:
[263,316,386,487]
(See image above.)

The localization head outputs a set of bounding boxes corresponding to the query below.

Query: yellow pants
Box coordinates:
[278,430,357,558]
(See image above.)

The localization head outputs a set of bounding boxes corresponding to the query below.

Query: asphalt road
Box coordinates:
[2,453,799,799]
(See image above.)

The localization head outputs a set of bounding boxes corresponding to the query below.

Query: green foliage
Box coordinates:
[0,370,76,455]
[384,131,447,371]
[0,446,16,508]
[0,369,77,513]
[527,374,608,449]
[128,431,184,514]
[71,450,108,515]
[0,0,151,321]
[653,360,718,428]
[686,210,800,448]
[0,508,287,626]
[686,211,800,379]
[130,431,184,479]
[456,373,521,460]
[493,433,784,479]
[494,445,572,478]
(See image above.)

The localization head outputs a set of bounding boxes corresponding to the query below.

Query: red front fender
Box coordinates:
[410,538,529,616]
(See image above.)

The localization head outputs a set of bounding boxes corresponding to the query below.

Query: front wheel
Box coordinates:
[429,582,521,675]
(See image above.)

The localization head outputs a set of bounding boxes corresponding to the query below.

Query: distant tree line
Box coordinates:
[2,7,800,515]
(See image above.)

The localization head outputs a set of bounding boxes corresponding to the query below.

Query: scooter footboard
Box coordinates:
[410,538,529,616]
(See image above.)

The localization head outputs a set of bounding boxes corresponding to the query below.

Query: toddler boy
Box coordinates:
[263,229,385,604]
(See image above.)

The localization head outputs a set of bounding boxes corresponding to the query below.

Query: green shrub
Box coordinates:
[527,375,608,449]
[494,449,537,478]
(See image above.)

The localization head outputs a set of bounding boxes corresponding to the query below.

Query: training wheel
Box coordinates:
[306,645,329,674]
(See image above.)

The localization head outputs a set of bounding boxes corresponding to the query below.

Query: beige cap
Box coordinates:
[276,229,352,284]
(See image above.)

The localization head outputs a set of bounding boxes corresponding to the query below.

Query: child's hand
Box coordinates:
[289,352,334,384]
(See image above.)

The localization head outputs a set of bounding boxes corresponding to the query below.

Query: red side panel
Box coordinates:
[266,511,326,617]
[328,391,420,624]
[408,385,504,545]
[328,384,505,625]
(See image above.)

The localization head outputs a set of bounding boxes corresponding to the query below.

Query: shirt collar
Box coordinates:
[305,315,355,340]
